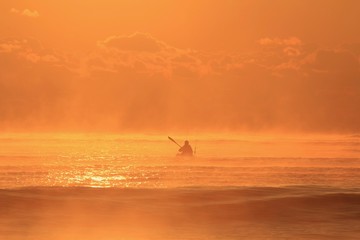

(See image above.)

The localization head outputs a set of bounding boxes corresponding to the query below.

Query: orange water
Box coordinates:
[0,133,359,239]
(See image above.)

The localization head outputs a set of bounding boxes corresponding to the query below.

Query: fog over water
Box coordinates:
[1,34,359,132]
[1,1,360,239]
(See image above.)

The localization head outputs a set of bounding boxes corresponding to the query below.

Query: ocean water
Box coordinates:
[0,133,359,239]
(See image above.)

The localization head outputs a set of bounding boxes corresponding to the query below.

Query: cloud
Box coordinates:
[283,47,301,57]
[93,33,208,79]
[0,38,80,130]
[98,32,168,52]
[0,35,359,132]
[10,8,39,18]
[0,38,66,65]
[309,49,359,73]
[92,35,360,132]
[10,8,20,14]
[252,37,306,71]
[0,42,22,53]
[258,37,302,46]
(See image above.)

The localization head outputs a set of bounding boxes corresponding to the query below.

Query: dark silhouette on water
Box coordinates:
[168,136,194,157]
[178,140,193,157]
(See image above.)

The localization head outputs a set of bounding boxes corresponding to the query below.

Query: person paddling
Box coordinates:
[168,136,194,157]
[178,140,193,157]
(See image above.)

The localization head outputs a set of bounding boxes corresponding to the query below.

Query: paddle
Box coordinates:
[168,136,181,148]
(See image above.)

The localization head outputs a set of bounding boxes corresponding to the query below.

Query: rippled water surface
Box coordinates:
[0,133,359,239]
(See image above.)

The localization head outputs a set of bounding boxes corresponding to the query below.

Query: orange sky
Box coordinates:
[2,0,360,52]
[0,0,360,132]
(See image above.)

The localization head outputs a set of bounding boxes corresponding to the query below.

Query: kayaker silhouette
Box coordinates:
[178,140,193,156]
[168,136,194,157]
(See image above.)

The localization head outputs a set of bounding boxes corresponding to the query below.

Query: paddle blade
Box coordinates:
[168,136,181,147]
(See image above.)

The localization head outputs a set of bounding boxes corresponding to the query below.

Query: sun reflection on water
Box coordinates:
[1,133,359,189]
[43,162,166,188]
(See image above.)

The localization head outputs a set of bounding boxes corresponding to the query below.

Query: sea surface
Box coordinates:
[0,133,359,239]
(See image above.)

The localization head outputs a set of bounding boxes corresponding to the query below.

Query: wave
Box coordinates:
[1,186,359,240]
[1,186,359,221]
